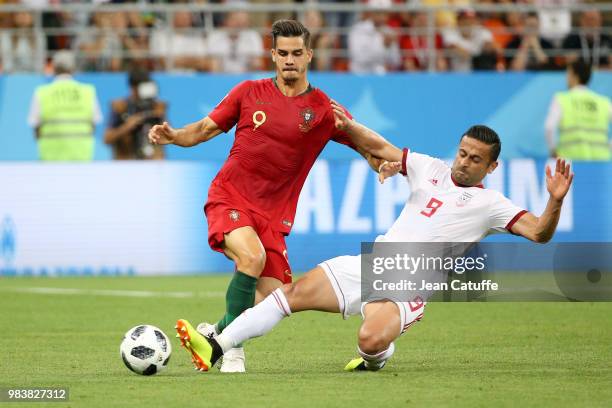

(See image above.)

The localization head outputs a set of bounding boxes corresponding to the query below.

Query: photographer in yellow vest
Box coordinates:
[545,59,611,161]
[27,50,102,161]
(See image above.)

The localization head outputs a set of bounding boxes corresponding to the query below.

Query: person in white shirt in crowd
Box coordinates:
[0,10,45,73]
[534,0,574,46]
[207,10,263,73]
[149,10,207,71]
[443,9,498,72]
[348,0,401,74]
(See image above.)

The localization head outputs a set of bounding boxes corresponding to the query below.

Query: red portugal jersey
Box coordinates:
[208,78,356,235]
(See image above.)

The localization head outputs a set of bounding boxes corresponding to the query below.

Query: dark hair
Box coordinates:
[525,12,539,20]
[568,59,592,85]
[271,19,311,49]
[463,125,501,161]
[128,68,151,88]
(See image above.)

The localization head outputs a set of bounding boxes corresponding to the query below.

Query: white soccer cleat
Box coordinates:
[220,347,246,373]
[196,322,218,339]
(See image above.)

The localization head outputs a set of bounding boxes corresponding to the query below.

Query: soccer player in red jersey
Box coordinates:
[148,20,387,372]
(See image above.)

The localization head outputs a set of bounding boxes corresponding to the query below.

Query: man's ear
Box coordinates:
[487,161,499,174]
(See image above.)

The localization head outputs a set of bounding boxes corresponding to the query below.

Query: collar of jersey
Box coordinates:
[451,174,484,189]
[272,77,313,97]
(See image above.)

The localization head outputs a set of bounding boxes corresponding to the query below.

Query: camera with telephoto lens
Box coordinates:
[127,70,163,159]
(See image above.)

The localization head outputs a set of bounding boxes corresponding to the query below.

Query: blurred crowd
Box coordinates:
[0,0,610,74]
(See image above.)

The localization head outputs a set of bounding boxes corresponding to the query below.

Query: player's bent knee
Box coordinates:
[358,326,392,355]
[282,281,312,311]
[282,281,302,303]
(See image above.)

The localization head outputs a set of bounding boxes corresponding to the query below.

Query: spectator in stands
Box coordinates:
[121,10,152,69]
[149,10,207,71]
[422,0,471,29]
[442,9,498,71]
[319,0,356,51]
[0,0,17,29]
[562,9,611,70]
[534,0,573,46]
[25,0,102,54]
[545,59,611,160]
[302,9,335,71]
[207,10,263,73]
[104,68,166,160]
[28,50,103,161]
[73,10,123,71]
[0,10,45,72]
[348,0,401,74]
[479,0,514,50]
[400,11,447,72]
[249,0,293,29]
[506,13,556,71]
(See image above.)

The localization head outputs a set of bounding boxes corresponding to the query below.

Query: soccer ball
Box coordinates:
[120,325,172,376]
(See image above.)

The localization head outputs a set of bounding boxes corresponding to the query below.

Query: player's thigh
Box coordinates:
[255,276,283,304]
[359,301,403,347]
[283,266,340,313]
[258,229,292,284]
[222,226,266,277]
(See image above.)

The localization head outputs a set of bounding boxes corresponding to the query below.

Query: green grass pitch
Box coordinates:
[1,275,611,407]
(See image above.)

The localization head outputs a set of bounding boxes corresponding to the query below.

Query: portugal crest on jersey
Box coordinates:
[298,108,315,133]
[229,210,240,222]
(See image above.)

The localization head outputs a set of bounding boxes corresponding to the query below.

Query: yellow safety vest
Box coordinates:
[556,88,611,161]
[36,79,96,161]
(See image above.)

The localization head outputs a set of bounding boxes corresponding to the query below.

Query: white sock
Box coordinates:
[358,342,395,370]
[216,288,291,352]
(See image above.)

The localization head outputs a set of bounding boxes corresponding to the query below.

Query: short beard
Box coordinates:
[282,77,298,86]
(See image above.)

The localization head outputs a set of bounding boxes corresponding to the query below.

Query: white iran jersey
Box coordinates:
[380,151,526,243]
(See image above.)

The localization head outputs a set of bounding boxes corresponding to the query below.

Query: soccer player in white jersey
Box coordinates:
[174,107,574,373]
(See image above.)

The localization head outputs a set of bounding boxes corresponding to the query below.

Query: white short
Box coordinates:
[319,255,425,334]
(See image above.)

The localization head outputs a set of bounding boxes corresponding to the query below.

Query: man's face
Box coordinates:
[451,136,498,186]
[271,36,312,83]
[173,11,192,29]
[370,11,388,27]
[581,10,601,30]
[226,11,249,30]
[458,15,477,36]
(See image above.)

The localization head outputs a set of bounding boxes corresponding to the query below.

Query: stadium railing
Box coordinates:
[0,2,610,73]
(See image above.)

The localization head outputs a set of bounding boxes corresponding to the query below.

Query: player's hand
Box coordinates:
[148,121,176,145]
[378,161,402,184]
[546,158,573,202]
[330,99,351,131]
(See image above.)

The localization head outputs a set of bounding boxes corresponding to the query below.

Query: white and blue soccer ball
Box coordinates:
[120,325,172,376]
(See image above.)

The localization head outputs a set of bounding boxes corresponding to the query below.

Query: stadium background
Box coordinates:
[0,3,611,408]
[2,74,611,275]
[0,2,610,275]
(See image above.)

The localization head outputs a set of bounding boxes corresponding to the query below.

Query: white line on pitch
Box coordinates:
[1,287,224,298]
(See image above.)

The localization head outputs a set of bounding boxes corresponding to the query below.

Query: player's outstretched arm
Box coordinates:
[511,158,574,243]
[148,116,223,147]
[331,100,402,162]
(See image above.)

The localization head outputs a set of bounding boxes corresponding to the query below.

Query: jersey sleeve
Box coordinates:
[488,192,527,235]
[403,150,438,184]
[330,104,357,150]
[208,80,252,133]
